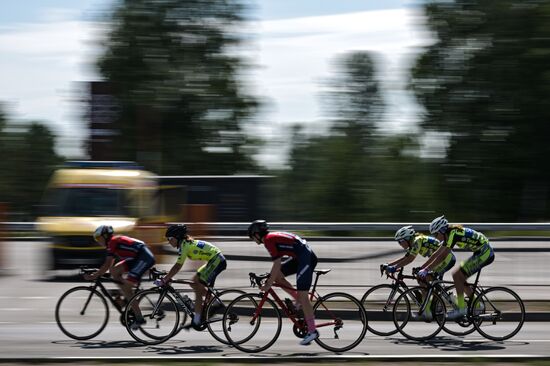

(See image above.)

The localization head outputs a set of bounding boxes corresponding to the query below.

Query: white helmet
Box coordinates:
[395,225,415,241]
[429,215,448,234]
[93,225,114,242]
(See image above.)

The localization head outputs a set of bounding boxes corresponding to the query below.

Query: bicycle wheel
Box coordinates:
[361,284,402,337]
[313,292,367,352]
[440,284,479,337]
[124,288,180,345]
[472,286,525,341]
[222,293,281,353]
[55,286,109,340]
[205,289,245,345]
[393,287,446,341]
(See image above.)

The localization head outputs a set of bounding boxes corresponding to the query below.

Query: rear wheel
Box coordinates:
[472,286,525,341]
[313,292,367,352]
[205,289,246,345]
[124,288,180,345]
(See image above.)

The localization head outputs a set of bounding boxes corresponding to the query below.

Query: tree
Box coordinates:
[411,0,550,220]
[97,0,259,174]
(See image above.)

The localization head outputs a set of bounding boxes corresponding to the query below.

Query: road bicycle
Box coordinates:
[123,267,245,345]
[222,269,367,353]
[360,265,420,336]
[55,267,152,340]
[392,268,525,341]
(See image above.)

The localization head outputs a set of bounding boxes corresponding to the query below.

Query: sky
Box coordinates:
[0,0,432,166]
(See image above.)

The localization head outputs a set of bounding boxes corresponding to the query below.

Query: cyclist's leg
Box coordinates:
[196,254,227,323]
[451,246,494,317]
[279,258,299,299]
[296,251,318,344]
[124,247,156,319]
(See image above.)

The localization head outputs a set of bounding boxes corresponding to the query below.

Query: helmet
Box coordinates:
[93,225,114,242]
[395,225,415,242]
[247,220,269,238]
[165,224,187,240]
[429,215,448,234]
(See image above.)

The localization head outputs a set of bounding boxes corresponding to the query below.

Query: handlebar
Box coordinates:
[249,272,270,288]
[149,267,167,281]
[79,266,110,280]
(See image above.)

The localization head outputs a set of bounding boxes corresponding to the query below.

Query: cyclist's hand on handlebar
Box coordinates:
[83,273,98,281]
[417,268,429,279]
[154,277,170,287]
[386,265,397,274]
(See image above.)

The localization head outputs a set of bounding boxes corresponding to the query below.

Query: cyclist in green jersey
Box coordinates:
[422,216,495,320]
[384,225,456,320]
[157,224,227,329]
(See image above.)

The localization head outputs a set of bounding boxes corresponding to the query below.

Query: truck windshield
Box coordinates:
[44,188,130,217]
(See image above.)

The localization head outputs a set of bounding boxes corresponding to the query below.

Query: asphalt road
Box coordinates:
[0,239,549,359]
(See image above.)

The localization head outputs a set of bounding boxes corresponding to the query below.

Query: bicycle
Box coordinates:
[123,267,245,345]
[55,267,153,340]
[393,268,525,341]
[221,269,368,353]
[360,265,421,337]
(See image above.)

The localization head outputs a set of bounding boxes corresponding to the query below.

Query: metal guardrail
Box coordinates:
[180,222,550,232]
[3,221,550,233]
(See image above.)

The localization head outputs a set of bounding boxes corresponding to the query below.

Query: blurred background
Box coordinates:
[1,0,550,271]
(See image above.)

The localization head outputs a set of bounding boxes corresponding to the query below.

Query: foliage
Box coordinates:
[96,0,259,174]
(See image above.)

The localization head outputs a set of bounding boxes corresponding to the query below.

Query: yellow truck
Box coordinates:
[36,161,176,270]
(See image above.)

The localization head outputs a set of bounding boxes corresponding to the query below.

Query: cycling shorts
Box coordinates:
[123,246,155,284]
[460,244,495,278]
[281,246,318,291]
[433,252,456,278]
[198,253,227,286]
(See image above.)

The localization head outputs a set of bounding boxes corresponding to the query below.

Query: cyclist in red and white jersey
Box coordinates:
[248,220,319,346]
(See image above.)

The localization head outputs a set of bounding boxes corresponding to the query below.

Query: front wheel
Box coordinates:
[222,293,281,353]
[472,286,525,341]
[124,288,180,345]
[361,284,402,337]
[55,286,109,340]
[393,287,446,341]
[313,292,367,352]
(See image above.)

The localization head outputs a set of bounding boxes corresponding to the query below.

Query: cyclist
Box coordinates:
[84,225,156,329]
[383,225,456,320]
[421,215,494,319]
[248,219,319,346]
[157,224,227,330]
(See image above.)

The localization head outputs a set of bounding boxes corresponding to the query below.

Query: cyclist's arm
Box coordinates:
[422,246,449,270]
[86,256,115,280]
[388,254,415,268]
[163,262,183,283]
[261,257,282,291]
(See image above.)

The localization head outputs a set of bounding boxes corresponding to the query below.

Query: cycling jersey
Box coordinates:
[444,227,490,252]
[263,232,310,260]
[106,235,146,260]
[176,239,221,266]
[406,234,442,258]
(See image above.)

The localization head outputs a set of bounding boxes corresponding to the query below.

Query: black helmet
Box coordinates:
[166,224,187,240]
[248,220,269,239]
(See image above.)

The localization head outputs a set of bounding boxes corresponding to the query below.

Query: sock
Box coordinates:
[305,316,316,333]
[457,293,465,309]
[193,312,201,324]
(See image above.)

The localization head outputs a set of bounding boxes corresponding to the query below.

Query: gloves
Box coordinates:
[386,265,397,274]
[418,268,428,279]
[154,277,167,287]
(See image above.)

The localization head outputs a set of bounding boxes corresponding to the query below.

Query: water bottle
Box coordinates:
[182,294,194,310]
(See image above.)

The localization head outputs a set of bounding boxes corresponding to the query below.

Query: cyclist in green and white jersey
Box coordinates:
[385,225,456,280]
[384,226,456,320]
[421,216,495,320]
[157,224,227,329]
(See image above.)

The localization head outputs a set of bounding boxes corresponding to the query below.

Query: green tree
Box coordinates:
[97,0,258,174]
[0,105,62,219]
[411,0,550,220]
